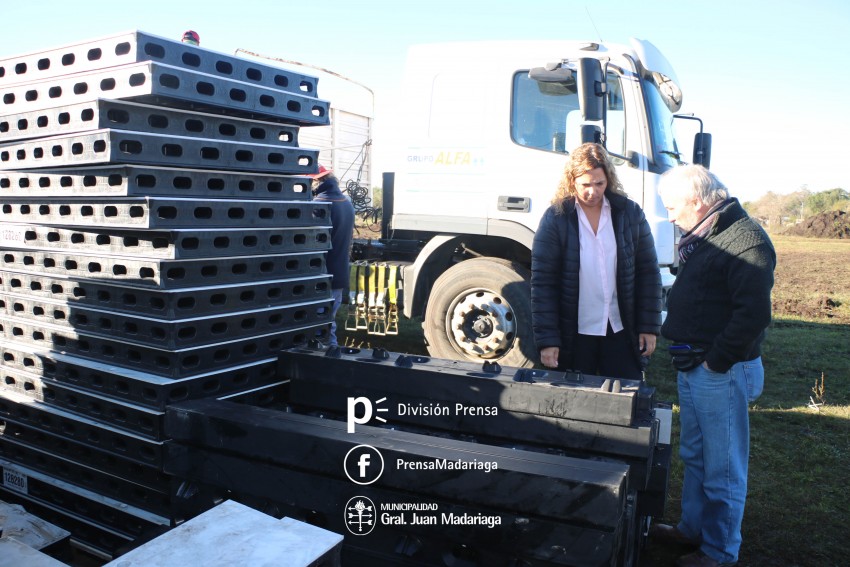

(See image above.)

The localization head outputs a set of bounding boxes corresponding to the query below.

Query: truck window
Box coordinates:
[605,73,626,157]
[512,71,627,156]
[511,72,577,153]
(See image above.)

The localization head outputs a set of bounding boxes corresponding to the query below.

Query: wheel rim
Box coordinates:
[445,289,516,359]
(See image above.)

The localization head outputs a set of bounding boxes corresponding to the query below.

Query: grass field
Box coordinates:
[336,234,850,567]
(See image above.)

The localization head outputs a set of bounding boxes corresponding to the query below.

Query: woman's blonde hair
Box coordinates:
[551,143,626,213]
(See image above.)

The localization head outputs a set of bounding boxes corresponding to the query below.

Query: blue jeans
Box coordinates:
[676,357,763,564]
[328,288,343,346]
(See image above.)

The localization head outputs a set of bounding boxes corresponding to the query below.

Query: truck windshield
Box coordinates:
[643,77,681,169]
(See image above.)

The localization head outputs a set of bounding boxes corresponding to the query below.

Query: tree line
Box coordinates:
[742,187,849,228]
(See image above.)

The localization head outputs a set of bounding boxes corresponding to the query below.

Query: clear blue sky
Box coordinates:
[3,0,848,202]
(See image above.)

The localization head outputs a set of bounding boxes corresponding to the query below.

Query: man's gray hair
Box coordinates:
[659,164,729,206]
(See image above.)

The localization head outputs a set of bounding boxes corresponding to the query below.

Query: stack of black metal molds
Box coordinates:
[163,345,672,566]
[0,31,334,558]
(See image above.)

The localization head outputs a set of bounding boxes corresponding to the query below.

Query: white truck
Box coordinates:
[356,38,711,367]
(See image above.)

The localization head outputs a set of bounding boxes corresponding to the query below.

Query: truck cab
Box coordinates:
[380,38,709,367]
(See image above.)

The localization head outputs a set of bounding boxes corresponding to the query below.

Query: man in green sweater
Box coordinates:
[651,165,776,567]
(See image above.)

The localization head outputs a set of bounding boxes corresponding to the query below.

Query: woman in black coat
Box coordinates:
[531,143,662,379]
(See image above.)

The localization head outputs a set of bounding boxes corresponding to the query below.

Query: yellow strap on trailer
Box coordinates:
[370,263,388,335]
[356,261,369,329]
[366,262,379,331]
[344,262,360,331]
[385,263,399,335]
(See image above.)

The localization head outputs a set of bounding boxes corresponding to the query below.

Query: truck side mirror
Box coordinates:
[693,132,712,168]
[577,58,604,122]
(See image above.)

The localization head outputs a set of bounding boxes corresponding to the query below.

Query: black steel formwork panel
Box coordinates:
[278,345,671,521]
[0,339,282,411]
[0,99,301,145]
[1,293,333,350]
[0,270,331,319]
[165,399,633,566]
[0,129,320,174]
[0,165,312,200]
[0,197,330,229]
[0,419,170,493]
[0,30,320,96]
[0,364,164,439]
[0,458,171,544]
[0,433,172,516]
[0,224,331,259]
[0,249,327,289]
[0,29,338,559]
[0,61,329,126]
[0,315,327,379]
[0,389,164,468]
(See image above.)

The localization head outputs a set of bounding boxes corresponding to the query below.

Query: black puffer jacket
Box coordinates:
[531,191,662,366]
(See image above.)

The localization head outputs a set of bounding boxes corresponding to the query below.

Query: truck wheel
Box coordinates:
[424,258,534,368]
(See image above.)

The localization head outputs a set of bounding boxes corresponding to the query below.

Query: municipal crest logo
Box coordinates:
[344,496,376,535]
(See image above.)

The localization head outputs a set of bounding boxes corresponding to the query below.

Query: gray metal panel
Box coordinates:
[0,249,327,289]
[0,420,168,493]
[0,224,331,259]
[0,99,301,145]
[0,499,70,550]
[0,315,328,378]
[0,165,312,200]
[104,500,343,567]
[0,196,330,229]
[0,270,331,319]
[0,129,320,174]
[0,457,169,538]
[0,391,165,468]
[0,365,164,440]
[0,61,329,125]
[0,30,319,96]
[0,339,282,411]
[2,293,333,350]
[0,434,171,515]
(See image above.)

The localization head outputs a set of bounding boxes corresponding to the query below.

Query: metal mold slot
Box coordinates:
[0,166,311,200]
[0,316,328,379]
[0,250,327,289]
[0,340,280,411]
[0,98,301,145]
[0,458,170,539]
[3,295,334,350]
[0,30,318,95]
[0,437,172,516]
[0,197,330,229]
[0,391,164,467]
[0,129,320,174]
[0,224,331,259]
[0,365,165,440]
[0,420,170,490]
[0,62,329,126]
[0,271,332,318]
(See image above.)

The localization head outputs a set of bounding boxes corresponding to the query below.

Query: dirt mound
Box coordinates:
[784,210,850,238]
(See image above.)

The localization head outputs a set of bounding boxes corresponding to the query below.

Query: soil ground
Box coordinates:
[770,234,850,322]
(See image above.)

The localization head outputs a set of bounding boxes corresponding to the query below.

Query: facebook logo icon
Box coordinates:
[344,444,384,485]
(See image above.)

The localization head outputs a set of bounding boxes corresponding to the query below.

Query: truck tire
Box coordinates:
[424,257,535,368]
